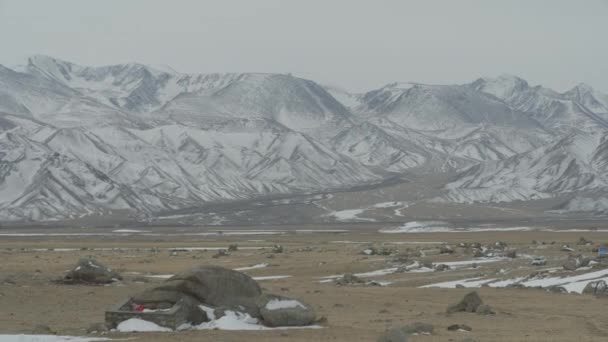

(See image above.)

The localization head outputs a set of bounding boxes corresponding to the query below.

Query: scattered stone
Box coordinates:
[447,324,472,332]
[577,237,593,245]
[2,277,16,285]
[440,245,454,254]
[256,293,316,327]
[272,245,284,254]
[455,284,466,289]
[132,276,150,283]
[32,324,55,335]
[434,264,451,272]
[505,250,517,258]
[447,291,483,313]
[561,245,575,252]
[547,285,568,294]
[212,249,229,258]
[361,248,375,255]
[476,304,495,315]
[63,258,122,284]
[228,244,239,252]
[336,273,365,286]
[377,327,409,342]
[86,322,110,334]
[400,322,434,335]
[494,241,508,250]
[531,256,547,266]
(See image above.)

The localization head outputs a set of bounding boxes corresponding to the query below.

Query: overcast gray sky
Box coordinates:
[1,0,606,92]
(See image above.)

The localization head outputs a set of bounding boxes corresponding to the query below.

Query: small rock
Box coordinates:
[272,245,284,253]
[447,324,472,332]
[86,322,110,334]
[561,245,575,252]
[400,322,434,335]
[2,277,16,285]
[336,273,365,286]
[447,291,483,313]
[577,237,593,245]
[476,304,495,315]
[228,244,239,252]
[377,328,409,342]
[256,293,316,327]
[531,256,546,266]
[212,249,229,258]
[434,264,451,272]
[440,245,454,254]
[32,324,55,335]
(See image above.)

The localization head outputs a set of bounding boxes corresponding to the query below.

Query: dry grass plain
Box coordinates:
[2,226,608,341]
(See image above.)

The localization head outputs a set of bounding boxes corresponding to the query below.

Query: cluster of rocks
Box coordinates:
[110,265,316,329]
[562,254,591,271]
[61,257,122,285]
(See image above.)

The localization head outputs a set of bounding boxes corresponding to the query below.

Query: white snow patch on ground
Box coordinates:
[116,318,172,332]
[189,309,322,331]
[144,274,174,279]
[371,201,406,208]
[0,336,110,342]
[421,268,608,293]
[111,229,150,233]
[380,222,536,233]
[326,209,375,222]
[234,263,269,271]
[420,277,499,289]
[252,275,292,281]
[380,221,452,233]
[265,299,306,310]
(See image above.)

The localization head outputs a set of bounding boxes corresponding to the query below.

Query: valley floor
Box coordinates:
[2,224,608,341]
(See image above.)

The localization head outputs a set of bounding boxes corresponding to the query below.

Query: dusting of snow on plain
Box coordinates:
[265,299,306,310]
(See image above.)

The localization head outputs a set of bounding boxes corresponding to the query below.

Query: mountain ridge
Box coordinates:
[1,55,607,221]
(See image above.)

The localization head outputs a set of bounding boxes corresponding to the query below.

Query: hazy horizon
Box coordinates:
[1,0,607,93]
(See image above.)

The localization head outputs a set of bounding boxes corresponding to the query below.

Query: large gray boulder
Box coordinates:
[133,265,262,317]
[256,293,316,327]
[447,291,483,313]
[377,327,409,342]
[63,258,122,284]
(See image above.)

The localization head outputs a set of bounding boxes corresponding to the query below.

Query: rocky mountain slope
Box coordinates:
[1,56,607,221]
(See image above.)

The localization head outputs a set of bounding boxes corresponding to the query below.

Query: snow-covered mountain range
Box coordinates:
[1,56,607,221]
